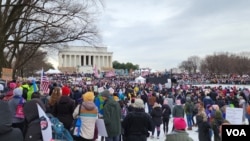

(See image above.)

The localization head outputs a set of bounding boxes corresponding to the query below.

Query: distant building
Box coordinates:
[58,46,113,73]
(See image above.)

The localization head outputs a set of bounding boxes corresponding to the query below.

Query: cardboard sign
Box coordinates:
[1,68,13,80]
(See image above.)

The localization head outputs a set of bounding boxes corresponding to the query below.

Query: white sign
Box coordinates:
[226,107,243,125]
[96,119,107,137]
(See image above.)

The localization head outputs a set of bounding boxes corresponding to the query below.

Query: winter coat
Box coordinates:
[72,101,98,140]
[150,104,162,126]
[203,96,214,108]
[122,108,154,141]
[0,100,23,141]
[103,97,121,137]
[162,104,171,119]
[23,98,46,141]
[196,114,211,141]
[172,105,184,118]
[148,96,156,106]
[211,110,223,141]
[165,130,193,141]
[184,100,194,115]
[53,96,75,130]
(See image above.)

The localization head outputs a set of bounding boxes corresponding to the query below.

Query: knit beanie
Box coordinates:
[61,86,70,96]
[101,90,111,98]
[173,117,186,130]
[83,92,95,101]
[13,87,23,97]
[133,98,144,109]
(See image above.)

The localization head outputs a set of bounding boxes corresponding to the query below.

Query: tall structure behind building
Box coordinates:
[58,46,113,73]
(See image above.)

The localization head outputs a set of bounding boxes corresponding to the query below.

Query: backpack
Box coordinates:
[47,113,73,141]
[15,97,25,119]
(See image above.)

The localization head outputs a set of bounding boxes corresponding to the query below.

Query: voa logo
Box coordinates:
[226,129,246,136]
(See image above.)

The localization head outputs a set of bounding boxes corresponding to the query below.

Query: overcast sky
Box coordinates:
[51,0,250,71]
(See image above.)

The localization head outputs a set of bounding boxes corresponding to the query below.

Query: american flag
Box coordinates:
[40,68,50,94]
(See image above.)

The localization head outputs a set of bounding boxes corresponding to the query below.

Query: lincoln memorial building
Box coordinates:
[58,46,113,72]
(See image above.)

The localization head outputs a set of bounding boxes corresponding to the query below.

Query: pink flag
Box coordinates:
[93,65,99,78]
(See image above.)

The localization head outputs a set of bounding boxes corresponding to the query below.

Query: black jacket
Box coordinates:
[122,108,154,141]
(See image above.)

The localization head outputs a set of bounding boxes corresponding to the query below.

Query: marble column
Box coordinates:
[93,55,96,67]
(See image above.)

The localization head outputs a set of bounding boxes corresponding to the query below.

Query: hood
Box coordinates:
[105,97,118,106]
[24,98,46,122]
[82,101,96,110]
[0,101,12,134]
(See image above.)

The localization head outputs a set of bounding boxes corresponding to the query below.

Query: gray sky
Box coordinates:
[51,0,250,71]
[95,0,250,71]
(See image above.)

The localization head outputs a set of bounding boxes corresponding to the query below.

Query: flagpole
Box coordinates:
[40,68,43,94]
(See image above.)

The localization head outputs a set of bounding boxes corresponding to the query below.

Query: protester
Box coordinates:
[165,117,193,141]
[0,100,23,141]
[8,87,26,133]
[162,99,172,134]
[53,85,75,130]
[23,98,46,141]
[196,105,211,141]
[122,98,154,141]
[72,91,98,141]
[150,102,162,139]
[184,96,194,130]
[101,89,121,141]
[46,87,61,114]
[211,110,224,141]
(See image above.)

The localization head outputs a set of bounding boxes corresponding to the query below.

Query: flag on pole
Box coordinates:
[40,68,50,94]
[37,103,53,141]
[93,65,99,78]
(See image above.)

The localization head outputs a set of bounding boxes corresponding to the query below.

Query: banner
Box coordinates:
[37,103,53,141]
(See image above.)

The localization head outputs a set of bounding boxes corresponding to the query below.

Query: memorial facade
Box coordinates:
[58,46,113,71]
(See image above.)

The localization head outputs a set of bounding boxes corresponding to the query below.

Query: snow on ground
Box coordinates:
[97,103,248,141]
[147,118,199,141]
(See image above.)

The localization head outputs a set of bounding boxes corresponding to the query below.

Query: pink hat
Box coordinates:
[173,117,186,130]
[9,82,16,89]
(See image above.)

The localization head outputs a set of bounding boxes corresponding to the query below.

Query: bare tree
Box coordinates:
[179,60,193,74]
[0,0,102,78]
[179,56,201,74]
[200,52,250,75]
[15,50,54,78]
[187,56,201,73]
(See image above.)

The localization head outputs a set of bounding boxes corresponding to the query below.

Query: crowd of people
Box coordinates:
[0,74,250,141]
